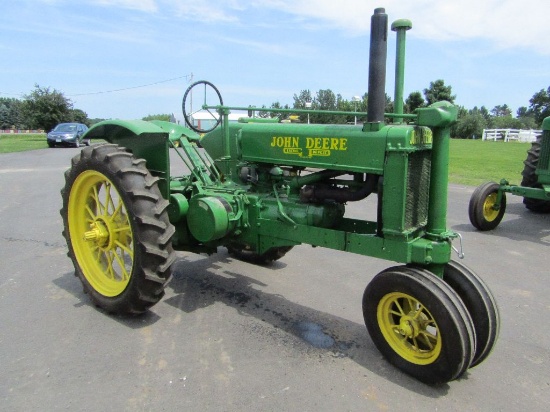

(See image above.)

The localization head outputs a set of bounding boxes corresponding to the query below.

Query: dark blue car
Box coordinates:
[47,123,89,148]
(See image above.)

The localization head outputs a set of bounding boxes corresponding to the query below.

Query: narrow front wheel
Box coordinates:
[468,182,506,230]
[363,266,475,384]
[443,260,500,367]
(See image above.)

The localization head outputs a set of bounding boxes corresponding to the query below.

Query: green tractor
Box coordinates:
[469,117,550,230]
[60,8,499,385]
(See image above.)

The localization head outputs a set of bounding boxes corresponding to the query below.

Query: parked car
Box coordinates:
[47,123,89,148]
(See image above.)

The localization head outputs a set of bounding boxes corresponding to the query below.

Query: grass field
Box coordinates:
[0,133,47,153]
[0,133,532,187]
[449,139,529,186]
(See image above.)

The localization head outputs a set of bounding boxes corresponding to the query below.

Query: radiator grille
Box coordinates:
[405,151,431,230]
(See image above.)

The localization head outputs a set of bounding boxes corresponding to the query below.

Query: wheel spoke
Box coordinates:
[92,184,104,215]
[114,239,134,260]
[85,204,97,222]
[111,249,131,281]
[413,303,427,319]
[111,198,124,220]
[418,331,437,349]
[104,251,116,279]
[104,181,115,214]
[393,299,406,316]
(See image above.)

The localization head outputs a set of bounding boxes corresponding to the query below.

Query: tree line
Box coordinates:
[264,80,550,138]
[0,85,91,132]
[2,81,550,138]
[0,85,175,132]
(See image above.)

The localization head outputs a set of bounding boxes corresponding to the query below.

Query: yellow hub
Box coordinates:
[377,292,442,365]
[482,193,500,222]
[84,220,109,246]
[68,170,134,297]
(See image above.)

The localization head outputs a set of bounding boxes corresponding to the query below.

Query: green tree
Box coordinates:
[70,108,90,125]
[292,89,314,123]
[490,104,516,129]
[257,102,288,119]
[268,101,289,119]
[453,108,488,139]
[89,118,106,126]
[142,114,172,122]
[0,97,25,129]
[528,86,550,126]
[423,79,456,105]
[317,89,354,124]
[516,107,538,129]
[405,91,425,113]
[0,103,9,130]
[21,85,73,131]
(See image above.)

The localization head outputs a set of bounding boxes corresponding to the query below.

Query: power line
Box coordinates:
[68,74,193,97]
[1,74,193,99]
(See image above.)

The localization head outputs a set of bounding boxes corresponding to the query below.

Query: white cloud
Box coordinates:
[254,0,550,54]
[95,0,158,13]
[165,0,240,23]
[88,0,550,54]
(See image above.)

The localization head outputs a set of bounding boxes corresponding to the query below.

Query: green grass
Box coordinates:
[0,133,532,187]
[0,133,47,153]
[449,139,529,186]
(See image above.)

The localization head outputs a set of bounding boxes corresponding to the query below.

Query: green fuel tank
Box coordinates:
[200,121,433,176]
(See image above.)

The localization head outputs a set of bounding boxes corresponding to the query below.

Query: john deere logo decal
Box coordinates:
[270,136,348,158]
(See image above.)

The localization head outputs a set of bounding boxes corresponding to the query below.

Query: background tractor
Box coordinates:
[60,8,499,385]
[469,117,550,230]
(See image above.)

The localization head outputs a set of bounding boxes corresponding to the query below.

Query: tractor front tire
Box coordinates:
[61,144,176,314]
[468,182,506,230]
[521,136,550,213]
[442,260,499,368]
[363,266,475,384]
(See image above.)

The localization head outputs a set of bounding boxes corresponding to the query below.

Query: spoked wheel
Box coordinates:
[182,80,223,133]
[228,246,294,264]
[363,266,475,384]
[442,260,499,367]
[468,182,506,230]
[61,144,176,314]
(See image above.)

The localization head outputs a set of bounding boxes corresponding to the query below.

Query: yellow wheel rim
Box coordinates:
[68,170,134,297]
[482,193,499,222]
[377,292,442,365]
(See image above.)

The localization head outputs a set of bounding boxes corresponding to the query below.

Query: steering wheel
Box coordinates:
[182,81,224,133]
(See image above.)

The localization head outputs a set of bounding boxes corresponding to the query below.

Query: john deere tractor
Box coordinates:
[60,8,499,384]
[469,117,550,230]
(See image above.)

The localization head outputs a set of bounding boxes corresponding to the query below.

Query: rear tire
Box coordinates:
[468,182,506,230]
[521,135,550,212]
[61,144,176,314]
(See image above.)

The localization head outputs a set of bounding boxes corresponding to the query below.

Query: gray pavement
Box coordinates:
[1,147,549,411]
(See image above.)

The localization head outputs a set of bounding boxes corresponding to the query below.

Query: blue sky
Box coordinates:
[2,0,550,121]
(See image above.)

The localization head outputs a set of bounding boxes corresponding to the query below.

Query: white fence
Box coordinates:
[482,128,541,142]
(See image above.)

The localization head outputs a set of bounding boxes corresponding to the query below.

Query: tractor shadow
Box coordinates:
[452,202,550,246]
[52,271,163,326]
[163,251,465,396]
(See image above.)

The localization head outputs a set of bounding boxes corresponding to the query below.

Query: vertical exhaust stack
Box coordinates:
[392,19,413,124]
[367,8,388,125]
